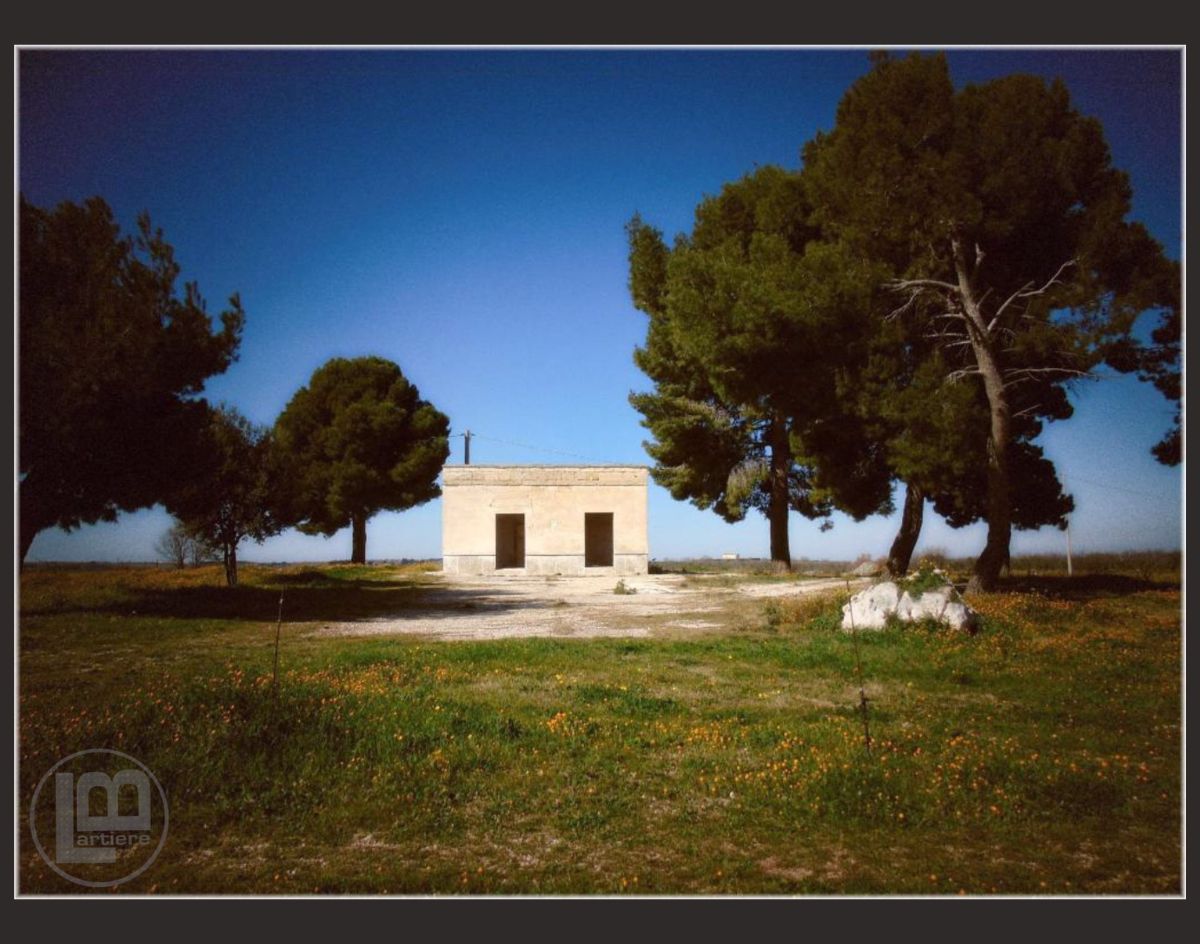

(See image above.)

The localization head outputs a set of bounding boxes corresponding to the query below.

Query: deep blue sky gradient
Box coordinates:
[19,48,1183,563]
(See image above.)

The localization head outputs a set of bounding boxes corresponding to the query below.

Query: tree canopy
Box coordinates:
[165,405,282,586]
[273,357,450,564]
[19,195,243,564]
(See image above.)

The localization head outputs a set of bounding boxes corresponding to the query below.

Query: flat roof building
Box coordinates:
[441,465,649,576]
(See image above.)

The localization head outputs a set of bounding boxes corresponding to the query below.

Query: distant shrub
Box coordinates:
[763,600,783,631]
[1008,550,1180,582]
[760,592,843,633]
[913,546,951,570]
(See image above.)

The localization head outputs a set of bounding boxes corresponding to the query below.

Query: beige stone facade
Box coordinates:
[441,465,649,576]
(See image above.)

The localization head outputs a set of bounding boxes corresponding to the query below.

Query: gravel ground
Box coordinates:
[307,574,860,641]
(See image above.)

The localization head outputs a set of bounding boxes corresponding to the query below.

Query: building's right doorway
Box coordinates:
[495,514,525,569]
[584,512,614,567]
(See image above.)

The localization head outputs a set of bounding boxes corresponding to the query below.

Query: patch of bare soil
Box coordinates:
[306,574,856,641]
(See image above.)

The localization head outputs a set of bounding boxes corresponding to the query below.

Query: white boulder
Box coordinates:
[842,581,978,633]
[841,581,900,629]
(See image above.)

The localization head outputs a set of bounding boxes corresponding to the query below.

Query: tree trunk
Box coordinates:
[968,410,1012,593]
[886,481,925,577]
[351,512,367,565]
[952,236,1012,594]
[224,542,238,588]
[767,413,791,570]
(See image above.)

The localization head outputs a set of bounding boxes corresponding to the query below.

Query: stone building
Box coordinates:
[441,465,649,576]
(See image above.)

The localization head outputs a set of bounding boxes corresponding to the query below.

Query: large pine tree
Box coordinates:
[272,357,450,564]
[803,52,1178,590]
[19,195,244,564]
[626,167,892,566]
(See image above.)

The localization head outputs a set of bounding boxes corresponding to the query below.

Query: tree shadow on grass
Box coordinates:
[259,569,410,590]
[22,573,552,624]
[1000,574,1179,601]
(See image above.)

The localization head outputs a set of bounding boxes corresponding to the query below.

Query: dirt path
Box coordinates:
[307,574,860,641]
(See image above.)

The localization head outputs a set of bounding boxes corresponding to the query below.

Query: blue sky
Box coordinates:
[19,48,1182,563]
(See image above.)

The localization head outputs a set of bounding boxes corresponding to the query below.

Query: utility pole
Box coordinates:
[464,429,471,465]
[1061,470,1073,578]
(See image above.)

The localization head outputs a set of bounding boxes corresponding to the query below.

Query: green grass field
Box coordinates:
[18,560,1181,894]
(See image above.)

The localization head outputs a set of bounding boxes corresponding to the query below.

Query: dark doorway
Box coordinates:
[584,513,614,567]
[495,514,525,569]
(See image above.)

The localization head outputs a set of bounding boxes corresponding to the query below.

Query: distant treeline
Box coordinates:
[22,558,443,571]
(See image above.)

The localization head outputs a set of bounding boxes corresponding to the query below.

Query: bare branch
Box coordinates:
[1001,366,1093,386]
[1029,259,1078,297]
[987,259,1077,334]
[1003,366,1089,376]
[885,296,916,322]
[888,277,959,293]
[988,281,1034,331]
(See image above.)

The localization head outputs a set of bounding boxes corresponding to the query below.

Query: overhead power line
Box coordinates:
[449,430,605,464]
[472,433,604,463]
[450,435,1170,498]
[1067,474,1174,500]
